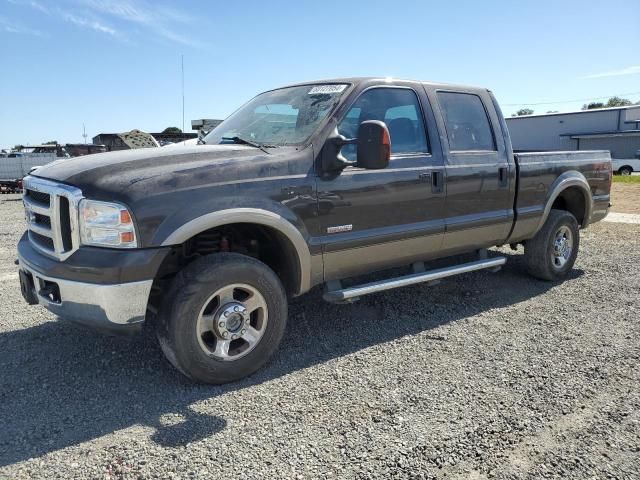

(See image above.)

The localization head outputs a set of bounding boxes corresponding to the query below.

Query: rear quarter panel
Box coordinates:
[509,150,611,242]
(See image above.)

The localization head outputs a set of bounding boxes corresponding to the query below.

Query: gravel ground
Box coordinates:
[0,194,638,479]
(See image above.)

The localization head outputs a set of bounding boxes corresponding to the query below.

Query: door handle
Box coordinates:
[498,166,508,187]
[419,171,443,193]
[431,171,443,193]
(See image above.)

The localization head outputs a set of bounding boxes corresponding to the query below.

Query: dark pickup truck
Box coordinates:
[17,78,611,383]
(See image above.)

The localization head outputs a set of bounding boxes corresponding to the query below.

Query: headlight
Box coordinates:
[79,199,137,248]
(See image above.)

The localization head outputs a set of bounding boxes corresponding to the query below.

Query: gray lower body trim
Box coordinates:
[318,219,444,253]
[507,205,544,243]
[323,232,443,281]
[444,210,513,233]
[440,210,513,253]
[19,254,151,331]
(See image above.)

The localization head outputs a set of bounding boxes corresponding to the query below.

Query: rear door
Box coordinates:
[427,88,514,254]
[312,84,447,280]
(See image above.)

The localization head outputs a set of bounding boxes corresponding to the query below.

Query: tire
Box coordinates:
[157,252,287,384]
[524,209,580,281]
[618,166,633,176]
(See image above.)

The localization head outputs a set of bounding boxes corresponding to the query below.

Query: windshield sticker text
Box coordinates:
[308,84,347,95]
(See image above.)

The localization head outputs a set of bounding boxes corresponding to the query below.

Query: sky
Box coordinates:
[1,0,639,147]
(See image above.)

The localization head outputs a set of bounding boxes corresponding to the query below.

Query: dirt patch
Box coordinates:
[611,183,640,214]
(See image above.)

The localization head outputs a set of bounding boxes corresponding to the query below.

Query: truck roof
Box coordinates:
[275,77,489,94]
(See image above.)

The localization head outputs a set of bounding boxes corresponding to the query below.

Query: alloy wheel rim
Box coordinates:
[552,225,573,269]
[196,283,268,361]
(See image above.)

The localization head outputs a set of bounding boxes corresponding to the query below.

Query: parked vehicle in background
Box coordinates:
[0,144,69,193]
[612,157,640,175]
[65,143,107,157]
[17,77,611,384]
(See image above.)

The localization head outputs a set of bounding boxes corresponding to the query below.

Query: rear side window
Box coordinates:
[437,92,496,151]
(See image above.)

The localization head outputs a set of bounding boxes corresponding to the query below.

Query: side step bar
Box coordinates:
[323,257,506,303]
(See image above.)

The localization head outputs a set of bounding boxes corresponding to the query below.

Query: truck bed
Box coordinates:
[509,150,611,243]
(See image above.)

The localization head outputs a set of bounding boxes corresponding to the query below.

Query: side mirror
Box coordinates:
[356,120,390,170]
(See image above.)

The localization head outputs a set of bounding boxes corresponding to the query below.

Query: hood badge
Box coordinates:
[327,224,352,234]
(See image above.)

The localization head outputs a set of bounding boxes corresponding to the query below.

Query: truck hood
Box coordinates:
[31,144,277,201]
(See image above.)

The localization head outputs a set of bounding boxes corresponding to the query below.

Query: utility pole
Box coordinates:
[181,54,185,134]
[82,123,88,144]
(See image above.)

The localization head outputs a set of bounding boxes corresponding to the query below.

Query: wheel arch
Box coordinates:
[161,208,312,295]
[535,171,593,233]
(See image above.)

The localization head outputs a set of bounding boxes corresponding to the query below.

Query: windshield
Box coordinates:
[204,84,349,147]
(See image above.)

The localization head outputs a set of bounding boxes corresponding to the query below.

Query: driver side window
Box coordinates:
[338,88,429,161]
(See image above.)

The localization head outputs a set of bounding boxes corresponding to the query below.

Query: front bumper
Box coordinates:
[17,233,170,334]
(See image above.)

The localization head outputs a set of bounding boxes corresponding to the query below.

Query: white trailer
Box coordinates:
[1,154,56,192]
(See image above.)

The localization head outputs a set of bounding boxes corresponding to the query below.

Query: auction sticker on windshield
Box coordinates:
[308,84,347,94]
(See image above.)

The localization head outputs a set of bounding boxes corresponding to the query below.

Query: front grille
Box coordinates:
[30,231,55,250]
[59,196,73,251]
[23,177,83,261]
[33,212,51,229]
[25,189,51,206]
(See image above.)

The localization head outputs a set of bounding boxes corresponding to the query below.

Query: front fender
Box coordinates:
[158,204,312,294]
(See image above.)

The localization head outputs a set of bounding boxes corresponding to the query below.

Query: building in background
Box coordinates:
[93,130,197,151]
[92,119,225,151]
[506,105,640,162]
[65,143,107,156]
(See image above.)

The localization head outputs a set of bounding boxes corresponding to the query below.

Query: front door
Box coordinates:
[311,85,447,281]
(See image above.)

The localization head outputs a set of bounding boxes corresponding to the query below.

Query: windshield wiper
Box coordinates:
[221,136,273,154]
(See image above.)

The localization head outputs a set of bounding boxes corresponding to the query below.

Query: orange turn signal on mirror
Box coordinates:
[382,127,390,147]
[382,127,391,161]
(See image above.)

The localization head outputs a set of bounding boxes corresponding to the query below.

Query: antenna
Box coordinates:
[82,123,88,144]
[181,54,185,134]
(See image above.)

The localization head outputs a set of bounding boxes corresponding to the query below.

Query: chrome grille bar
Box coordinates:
[27,222,53,238]
[23,196,51,215]
[23,176,83,261]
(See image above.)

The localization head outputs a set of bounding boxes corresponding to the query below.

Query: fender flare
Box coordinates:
[534,171,593,234]
[161,208,312,294]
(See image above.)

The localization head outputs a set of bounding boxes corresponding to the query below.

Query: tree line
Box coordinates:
[512,97,639,116]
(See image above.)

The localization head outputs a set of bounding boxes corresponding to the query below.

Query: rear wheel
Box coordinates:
[618,166,633,176]
[157,253,287,384]
[524,209,580,281]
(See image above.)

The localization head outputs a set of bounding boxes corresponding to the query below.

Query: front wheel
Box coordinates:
[524,209,580,281]
[618,166,633,176]
[157,253,287,384]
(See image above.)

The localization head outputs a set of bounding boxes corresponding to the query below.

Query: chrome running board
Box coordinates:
[323,257,506,303]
